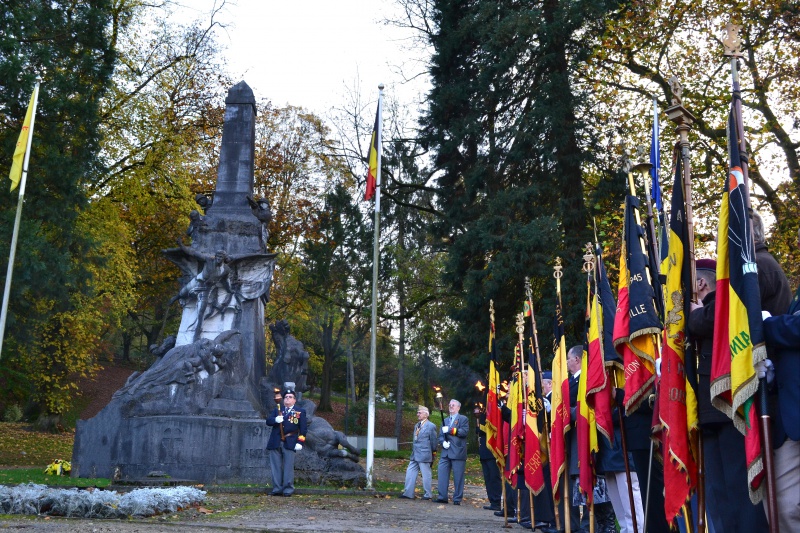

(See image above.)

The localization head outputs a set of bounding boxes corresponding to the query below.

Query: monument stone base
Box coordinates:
[73,407,270,484]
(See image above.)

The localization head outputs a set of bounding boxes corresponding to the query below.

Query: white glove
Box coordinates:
[275,415,284,423]
[755,359,776,384]
[442,426,449,433]
[294,443,302,452]
[655,357,662,377]
[442,441,451,449]
[762,310,772,320]
[543,398,551,413]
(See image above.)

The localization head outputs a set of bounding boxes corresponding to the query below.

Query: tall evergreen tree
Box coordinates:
[422,0,620,367]
[0,1,119,417]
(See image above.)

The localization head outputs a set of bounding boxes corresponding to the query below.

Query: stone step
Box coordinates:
[220,385,248,401]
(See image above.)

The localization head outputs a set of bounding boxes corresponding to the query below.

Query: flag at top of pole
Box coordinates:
[9,85,39,191]
[650,96,661,213]
[0,77,42,362]
[364,100,381,201]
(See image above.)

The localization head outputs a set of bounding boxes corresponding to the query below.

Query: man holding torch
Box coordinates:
[434,398,469,504]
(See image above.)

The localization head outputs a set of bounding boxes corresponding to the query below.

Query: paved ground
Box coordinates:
[0,489,540,533]
[0,459,550,532]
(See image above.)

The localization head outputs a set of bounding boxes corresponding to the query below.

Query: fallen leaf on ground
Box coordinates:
[197,507,213,514]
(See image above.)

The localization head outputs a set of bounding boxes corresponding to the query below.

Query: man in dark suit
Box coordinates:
[688,259,769,532]
[435,399,469,504]
[475,402,502,511]
[266,389,307,496]
[762,308,800,531]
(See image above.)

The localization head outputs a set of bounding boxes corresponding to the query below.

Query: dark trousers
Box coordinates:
[480,458,502,507]
[703,422,769,533]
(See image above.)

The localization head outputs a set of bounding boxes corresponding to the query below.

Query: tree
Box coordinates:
[301,183,372,411]
[585,1,800,282]
[0,0,121,418]
[417,0,620,371]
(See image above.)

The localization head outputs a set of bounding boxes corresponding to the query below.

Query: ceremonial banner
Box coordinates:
[550,297,570,502]
[587,284,613,445]
[507,347,524,486]
[658,145,698,521]
[613,196,661,414]
[524,362,546,495]
[577,339,597,502]
[364,105,380,201]
[711,109,765,503]
[486,316,504,466]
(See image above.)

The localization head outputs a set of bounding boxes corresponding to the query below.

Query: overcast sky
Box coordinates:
[176,0,429,115]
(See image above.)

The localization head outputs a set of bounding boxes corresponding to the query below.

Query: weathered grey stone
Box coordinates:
[72,81,364,488]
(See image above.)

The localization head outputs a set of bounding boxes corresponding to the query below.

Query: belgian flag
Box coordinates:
[486,315,504,466]
[658,144,698,522]
[710,108,766,504]
[364,104,379,201]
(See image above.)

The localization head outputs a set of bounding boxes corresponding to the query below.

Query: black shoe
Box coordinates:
[422,496,431,500]
[484,505,502,511]
[433,498,448,503]
[282,492,293,497]
[453,501,460,505]
[495,510,515,517]
[399,494,414,499]
[520,521,532,530]
[270,491,281,496]
[506,517,518,524]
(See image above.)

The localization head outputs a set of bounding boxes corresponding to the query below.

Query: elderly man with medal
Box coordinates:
[400,405,439,500]
[266,388,307,496]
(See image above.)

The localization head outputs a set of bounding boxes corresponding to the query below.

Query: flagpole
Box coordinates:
[553,260,569,533]
[723,24,779,532]
[665,76,705,533]
[0,77,42,362]
[366,83,384,490]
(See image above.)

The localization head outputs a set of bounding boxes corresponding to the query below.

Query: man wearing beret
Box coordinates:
[401,405,438,500]
[435,399,469,504]
[688,258,768,531]
[266,389,307,496]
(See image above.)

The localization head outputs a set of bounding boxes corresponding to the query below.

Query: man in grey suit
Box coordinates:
[435,399,469,504]
[401,405,438,499]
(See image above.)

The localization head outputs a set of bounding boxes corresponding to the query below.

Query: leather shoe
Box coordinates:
[494,510,515,517]
[422,496,431,500]
[484,505,501,511]
[506,517,518,523]
[453,501,460,505]
[520,521,532,530]
[433,498,448,503]
[399,494,413,499]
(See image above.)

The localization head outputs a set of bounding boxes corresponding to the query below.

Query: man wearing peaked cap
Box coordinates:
[266,389,307,497]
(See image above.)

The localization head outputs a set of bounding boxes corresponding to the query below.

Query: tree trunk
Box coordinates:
[319,314,334,411]
[394,218,407,439]
[347,344,356,403]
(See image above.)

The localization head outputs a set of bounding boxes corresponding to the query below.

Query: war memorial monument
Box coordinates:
[72,82,364,487]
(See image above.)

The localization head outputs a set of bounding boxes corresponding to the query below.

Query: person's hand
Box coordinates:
[543,398,551,413]
[755,359,776,384]
[655,358,662,377]
[294,443,302,452]
[442,441,451,449]
[442,426,449,433]
[762,310,772,320]
[275,415,284,423]
[690,301,703,312]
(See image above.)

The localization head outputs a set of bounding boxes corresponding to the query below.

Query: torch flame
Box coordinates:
[475,381,486,392]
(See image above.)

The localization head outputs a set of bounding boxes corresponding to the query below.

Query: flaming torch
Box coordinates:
[273,387,284,441]
[433,385,446,426]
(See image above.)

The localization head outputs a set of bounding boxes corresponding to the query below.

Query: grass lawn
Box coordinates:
[0,423,74,466]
